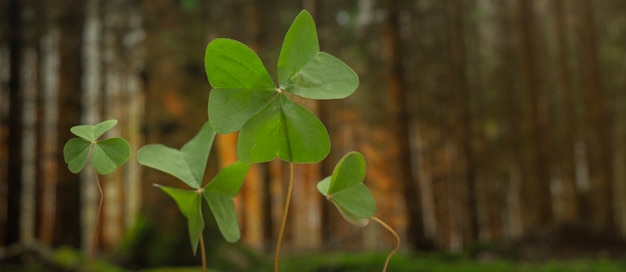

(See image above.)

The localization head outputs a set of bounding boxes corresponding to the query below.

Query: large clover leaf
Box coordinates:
[317,152,376,227]
[205,10,359,164]
[63,119,131,175]
[137,122,251,252]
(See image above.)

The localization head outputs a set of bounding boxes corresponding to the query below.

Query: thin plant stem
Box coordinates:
[274,162,294,272]
[200,233,207,272]
[91,175,104,272]
[371,216,400,272]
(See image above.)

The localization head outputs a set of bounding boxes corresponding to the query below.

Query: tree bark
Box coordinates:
[551,0,579,225]
[19,0,40,248]
[80,0,102,254]
[38,0,60,245]
[0,0,12,246]
[576,0,614,234]
[382,0,422,250]
[444,0,479,250]
[518,0,553,229]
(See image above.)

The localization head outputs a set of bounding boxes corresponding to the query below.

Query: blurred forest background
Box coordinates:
[2,0,626,269]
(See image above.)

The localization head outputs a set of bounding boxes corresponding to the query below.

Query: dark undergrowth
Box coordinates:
[4,250,626,272]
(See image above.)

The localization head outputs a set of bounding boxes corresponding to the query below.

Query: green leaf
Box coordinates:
[205,161,251,197]
[203,161,250,242]
[156,185,205,255]
[91,138,131,175]
[277,11,358,100]
[205,38,275,89]
[281,52,359,100]
[327,150,366,194]
[63,138,91,174]
[317,152,375,227]
[277,10,319,84]
[204,193,239,242]
[208,88,276,133]
[70,119,118,141]
[138,122,216,189]
[237,94,330,163]
[64,119,130,175]
[205,38,277,134]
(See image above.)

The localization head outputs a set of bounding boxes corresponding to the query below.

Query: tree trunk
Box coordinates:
[576,0,614,234]
[0,0,13,246]
[101,0,125,248]
[122,2,144,232]
[518,0,553,229]
[383,0,425,250]
[443,0,479,250]
[496,0,525,237]
[19,0,40,248]
[38,0,60,245]
[551,0,579,225]
[80,0,102,254]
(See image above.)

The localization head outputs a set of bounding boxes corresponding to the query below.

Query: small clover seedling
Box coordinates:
[63,119,131,271]
[64,119,131,175]
[317,152,375,227]
[205,10,358,164]
[137,121,251,271]
[318,152,400,272]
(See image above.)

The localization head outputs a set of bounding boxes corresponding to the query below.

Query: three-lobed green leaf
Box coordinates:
[138,121,251,248]
[63,119,130,175]
[205,10,358,164]
[317,152,376,227]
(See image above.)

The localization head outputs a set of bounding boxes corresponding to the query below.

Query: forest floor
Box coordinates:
[3,249,626,272]
[4,224,626,272]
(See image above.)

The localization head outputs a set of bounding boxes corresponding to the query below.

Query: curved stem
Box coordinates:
[371,216,400,272]
[91,175,104,271]
[200,233,207,272]
[274,162,294,272]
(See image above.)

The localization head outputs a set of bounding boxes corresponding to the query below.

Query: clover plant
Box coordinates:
[137,121,251,272]
[204,10,399,271]
[205,10,358,163]
[63,9,399,272]
[317,152,400,271]
[64,119,130,175]
[63,119,131,270]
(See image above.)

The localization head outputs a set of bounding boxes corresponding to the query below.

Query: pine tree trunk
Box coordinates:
[19,0,39,247]
[80,0,102,254]
[38,1,60,244]
[551,0,579,224]
[518,0,553,229]
[0,0,12,246]
[576,0,614,234]
[382,0,421,250]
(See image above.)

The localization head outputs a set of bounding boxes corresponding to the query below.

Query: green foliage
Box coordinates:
[138,122,251,254]
[61,9,385,270]
[270,252,626,272]
[137,121,215,189]
[317,152,376,227]
[63,119,130,175]
[205,10,358,164]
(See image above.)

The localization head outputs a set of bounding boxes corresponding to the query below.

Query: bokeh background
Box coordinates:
[2,0,626,270]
